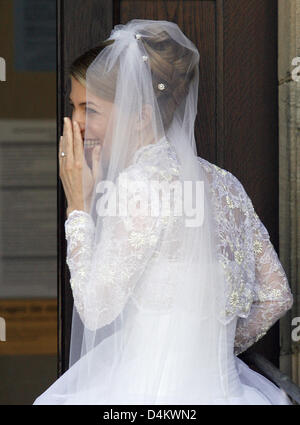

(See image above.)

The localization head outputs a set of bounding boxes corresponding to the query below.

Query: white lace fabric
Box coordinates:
[196,157,293,354]
[233,193,293,355]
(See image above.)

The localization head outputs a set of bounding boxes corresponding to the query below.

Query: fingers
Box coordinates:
[62,117,74,166]
[73,120,83,166]
[72,120,92,177]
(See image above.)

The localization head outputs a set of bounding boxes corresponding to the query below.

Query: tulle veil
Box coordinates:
[65,19,233,404]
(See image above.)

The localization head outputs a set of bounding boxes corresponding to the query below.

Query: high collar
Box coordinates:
[132,136,170,164]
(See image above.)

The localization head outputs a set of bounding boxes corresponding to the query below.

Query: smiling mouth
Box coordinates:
[84,138,102,148]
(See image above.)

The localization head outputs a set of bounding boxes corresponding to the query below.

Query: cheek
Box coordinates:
[84,119,102,139]
[92,118,110,140]
[72,109,86,124]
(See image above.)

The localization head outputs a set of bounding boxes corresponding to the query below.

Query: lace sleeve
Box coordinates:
[65,167,169,331]
[234,200,293,356]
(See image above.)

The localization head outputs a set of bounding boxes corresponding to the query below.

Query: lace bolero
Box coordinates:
[65,139,293,353]
[197,157,293,354]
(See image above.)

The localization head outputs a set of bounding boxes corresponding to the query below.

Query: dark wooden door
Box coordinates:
[57,0,279,376]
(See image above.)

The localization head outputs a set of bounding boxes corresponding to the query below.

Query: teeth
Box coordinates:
[85,139,102,147]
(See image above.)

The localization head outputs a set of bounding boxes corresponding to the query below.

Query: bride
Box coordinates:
[33,19,293,405]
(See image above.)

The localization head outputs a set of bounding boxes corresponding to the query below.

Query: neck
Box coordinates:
[139,129,164,147]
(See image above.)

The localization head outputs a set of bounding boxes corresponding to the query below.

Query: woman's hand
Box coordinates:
[59,117,102,217]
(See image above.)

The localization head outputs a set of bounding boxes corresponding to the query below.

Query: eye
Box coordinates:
[86,107,99,115]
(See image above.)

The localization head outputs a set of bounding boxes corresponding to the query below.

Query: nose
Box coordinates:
[74,121,85,140]
[75,122,85,141]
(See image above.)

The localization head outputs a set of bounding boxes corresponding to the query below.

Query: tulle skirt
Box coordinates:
[32,358,292,405]
[32,310,292,405]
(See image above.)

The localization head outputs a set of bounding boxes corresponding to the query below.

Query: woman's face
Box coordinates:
[69,75,155,167]
[69,76,115,152]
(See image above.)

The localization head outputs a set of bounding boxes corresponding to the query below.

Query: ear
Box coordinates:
[134,103,153,131]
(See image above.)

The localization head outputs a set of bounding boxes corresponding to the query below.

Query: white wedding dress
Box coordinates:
[33,137,293,405]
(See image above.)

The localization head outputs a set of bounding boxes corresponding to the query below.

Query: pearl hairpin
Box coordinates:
[142,55,148,62]
[135,33,142,39]
[158,83,166,91]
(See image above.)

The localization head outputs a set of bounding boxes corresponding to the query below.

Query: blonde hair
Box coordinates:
[69,30,197,130]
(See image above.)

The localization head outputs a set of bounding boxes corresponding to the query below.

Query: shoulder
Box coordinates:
[197,157,252,209]
[198,156,242,186]
[199,158,271,240]
[120,144,181,188]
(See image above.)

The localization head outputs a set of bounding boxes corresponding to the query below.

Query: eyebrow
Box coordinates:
[69,98,100,107]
